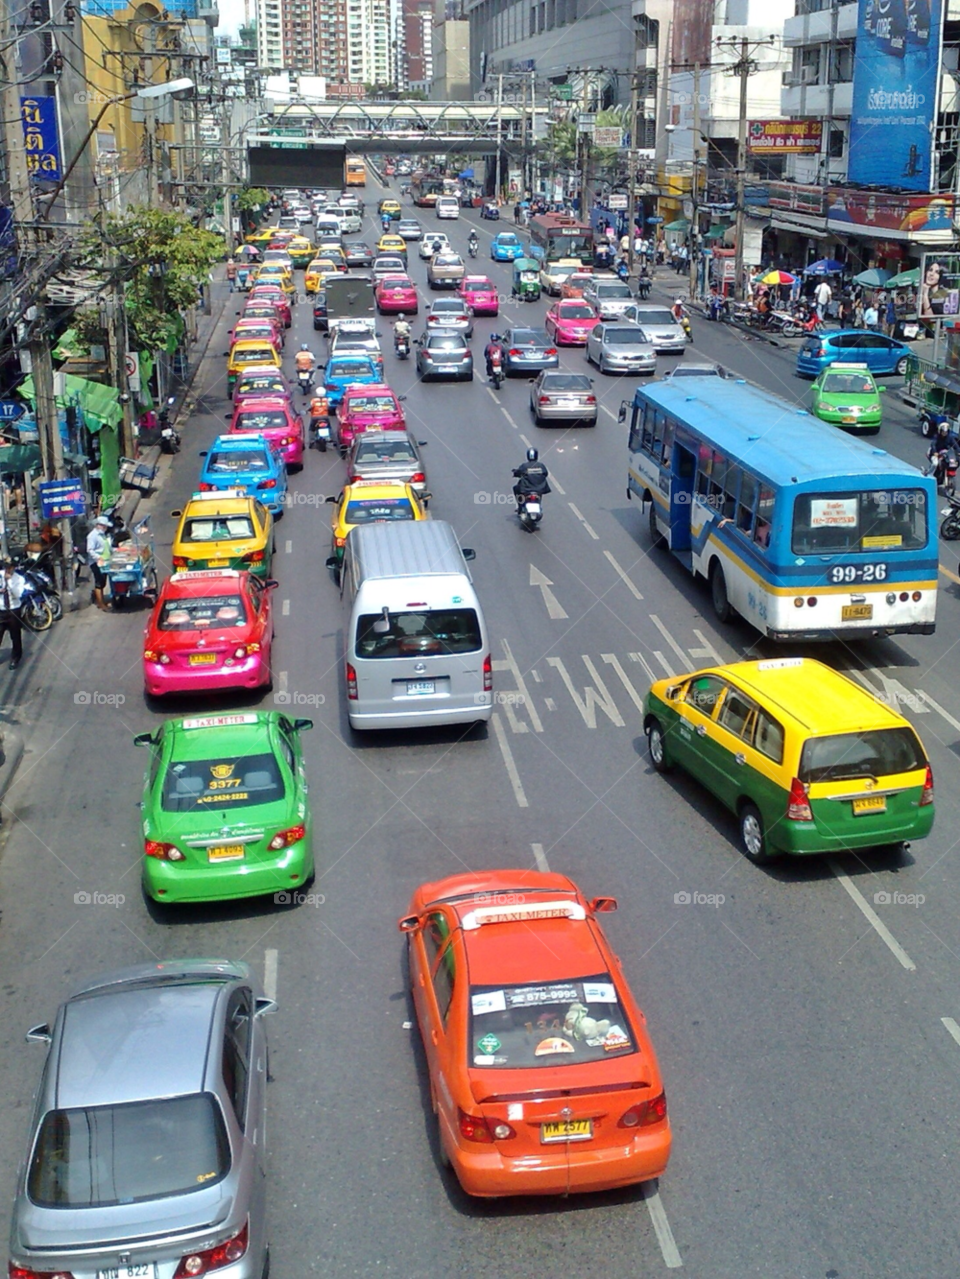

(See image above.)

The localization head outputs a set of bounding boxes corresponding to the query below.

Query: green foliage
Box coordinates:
[237,187,270,212]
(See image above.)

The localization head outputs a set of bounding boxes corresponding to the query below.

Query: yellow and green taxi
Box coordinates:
[325,479,428,571]
[316,243,347,270]
[287,234,315,268]
[226,338,282,394]
[643,656,934,863]
[252,263,296,295]
[135,710,314,904]
[172,489,275,579]
[304,258,341,292]
[378,198,402,220]
[810,362,885,433]
[376,232,408,260]
[244,227,280,249]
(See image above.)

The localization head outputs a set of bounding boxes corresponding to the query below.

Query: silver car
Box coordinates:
[9,959,273,1279]
[530,371,597,425]
[426,297,474,337]
[586,321,657,375]
[583,279,635,319]
[373,254,407,281]
[622,303,687,353]
[397,219,423,241]
[348,429,428,494]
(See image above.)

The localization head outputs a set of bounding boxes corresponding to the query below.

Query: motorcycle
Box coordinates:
[765,309,802,338]
[941,493,960,540]
[926,446,959,495]
[673,311,692,341]
[487,345,503,390]
[395,333,410,360]
[297,368,313,396]
[517,491,543,532]
[309,395,332,451]
[15,559,55,631]
[157,397,180,453]
[468,238,479,259]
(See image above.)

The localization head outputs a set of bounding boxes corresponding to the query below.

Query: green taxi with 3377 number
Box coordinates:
[810,361,885,433]
[643,657,934,863]
[135,710,314,903]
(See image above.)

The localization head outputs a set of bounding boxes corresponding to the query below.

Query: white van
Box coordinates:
[336,521,492,731]
[435,195,460,220]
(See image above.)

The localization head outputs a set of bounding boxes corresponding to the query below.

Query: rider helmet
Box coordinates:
[300,343,309,351]
[526,448,539,463]
[397,313,405,321]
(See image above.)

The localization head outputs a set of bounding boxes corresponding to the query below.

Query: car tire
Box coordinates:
[710,561,733,622]
[649,501,666,549]
[646,718,672,773]
[895,355,909,376]
[739,802,773,864]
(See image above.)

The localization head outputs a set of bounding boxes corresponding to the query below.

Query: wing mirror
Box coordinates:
[397,914,419,933]
[199,450,208,457]
[170,509,182,518]
[133,731,156,747]
[293,717,313,731]
[618,402,628,424]
[461,547,476,561]
[324,495,339,504]
[325,555,339,569]
[588,896,618,914]
[254,997,278,1017]
[25,1024,51,1044]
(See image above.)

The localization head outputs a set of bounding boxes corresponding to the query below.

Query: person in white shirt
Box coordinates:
[86,515,111,612]
[814,279,832,321]
[0,560,26,668]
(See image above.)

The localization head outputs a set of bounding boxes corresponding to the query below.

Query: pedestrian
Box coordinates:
[86,514,112,613]
[0,560,25,670]
[513,202,521,224]
[814,278,832,321]
[619,231,630,255]
[225,257,237,292]
[864,302,880,331]
[885,294,897,336]
[854,297,865,328]
[839,296,854,328]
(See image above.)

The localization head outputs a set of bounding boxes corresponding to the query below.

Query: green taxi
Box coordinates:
[135,710,314,903]
[810,362,885,433]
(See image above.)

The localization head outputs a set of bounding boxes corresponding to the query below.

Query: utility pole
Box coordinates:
[689,62,701,301]
[493,73,503,203]
[221,91,235,254]
[626,68,639,279]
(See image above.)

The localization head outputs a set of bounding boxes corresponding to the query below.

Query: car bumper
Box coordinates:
[602,355,657,372]
[817,410,882,429]
[796,359,828,377]
[555,328,592,345]
[537,403,599,421]
[505,356,560,373]
[771,807,934,856]
[144,653,270,697]
[420,362,473,378]
[144,838,313,903]
[349,702,492,731]
[379,298,418,312]
[469,301,499,315]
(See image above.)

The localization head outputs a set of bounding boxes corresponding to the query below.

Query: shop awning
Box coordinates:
[662,218,689,233]
[19,373,122,431]
[704,225,730,240]
[921,369,960,396]
[0,443,41,473]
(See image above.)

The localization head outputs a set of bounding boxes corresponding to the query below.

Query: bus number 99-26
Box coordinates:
[829,563,888,584]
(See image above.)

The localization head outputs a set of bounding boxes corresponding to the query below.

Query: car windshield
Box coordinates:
[497,234,520,245]
[345,497,415,523]
[356,607,481,657]
[355,438,417,462]
[182,516,255,542]
[669,366,720,378]
[346,395,397,413]
[596,283,631,297]
[382,278,413,289]
[235,415,287,433]
[28,1095,230,1208]
[822,373,876,394]
[427,336,466,350]
[207,449,270,474]
[469,974,636,1069]
[542,374,591,391]
[604,328,646,344]
[349,243,371,253]
[162,751,285,812]
[791,489,927,553]
[160,594,247,629]
[559,304,593,318]
[234,349,275,365]
[637,308,676,325]
[329,361,373,378]
[799,728,926,783]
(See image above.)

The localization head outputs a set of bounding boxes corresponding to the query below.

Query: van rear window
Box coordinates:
[799,727,926,784]
[355,608,482,658]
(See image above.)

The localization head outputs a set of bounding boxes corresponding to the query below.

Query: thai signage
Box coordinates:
[748,120,822,154]
[21,95,62,183]
[827,189,955,238]
[848,0,943,191]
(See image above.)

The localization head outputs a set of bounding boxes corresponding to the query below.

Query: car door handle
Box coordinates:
[418,972,426,987]
[430,1029,439,1046]
[735,752,746,765]
[696,724,706,736]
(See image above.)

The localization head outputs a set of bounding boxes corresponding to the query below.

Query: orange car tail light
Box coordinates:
[458,1108,515,1143]
[787,777,813,822]
[920,764,934,806]
[618,1091,667,1129]
[144,840,185,862]
[346,662,358,699]
[244,550,265,564]
[9,1267,75,1279]
[173,1221,248,1279]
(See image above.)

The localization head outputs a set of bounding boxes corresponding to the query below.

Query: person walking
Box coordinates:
[225,257,237,293]
[885,294,898,336]
[0,560,26,669]
[814,278,832,322]
[86,514,112,613]
[864,301,880,332]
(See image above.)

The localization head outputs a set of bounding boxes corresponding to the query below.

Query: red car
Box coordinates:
[458,275,499,316]
[232,369,290,406]
[545,299,600,345]
[227,318,284,352]
[336,382,407,453]
[247,285,292,327]
[399,869,672,1198]
[142,568,276,697]
[226,396,305,470]
[375,274,419,314]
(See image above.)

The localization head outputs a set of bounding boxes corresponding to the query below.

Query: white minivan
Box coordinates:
[335,521,492,731]
[435,195,460,220]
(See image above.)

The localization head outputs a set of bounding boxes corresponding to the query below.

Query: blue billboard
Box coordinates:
[848,0,943,191]
[20,95,62,184]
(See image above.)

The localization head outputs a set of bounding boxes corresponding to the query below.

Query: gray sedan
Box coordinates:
[530,371,597,425]
[348,429,428,493]
[426,297,474,337]
[586,321,657,375]
[9,959,273,1279]
[498,327,560,376]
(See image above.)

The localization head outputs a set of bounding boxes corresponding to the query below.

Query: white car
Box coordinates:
[325,204,361,233]
[583,279,635,320]
[293,205,313,224]
[436,196,460,220]
[419,232,450,260]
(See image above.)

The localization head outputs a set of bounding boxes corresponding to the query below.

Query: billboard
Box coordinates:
[848,0,943,190]
[21,95,62,183]
[748,120,823,154]
[918,252,960,319]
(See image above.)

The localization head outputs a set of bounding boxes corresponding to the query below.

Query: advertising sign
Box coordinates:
[748,120,822,154]
[38,478,86,520]
[827,189,955,239]
[918,252,960,319]
[21,95,62,183]
[594,127,623,148]
[848,0,943,191]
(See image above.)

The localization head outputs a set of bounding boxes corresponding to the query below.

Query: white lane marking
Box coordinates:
[498,638,543,732]
[263,948,279,1002]
[642,1184,683,1269]
[602,654,646,713]
[530,564,569,619]
[941,1017,960,1049]
[604,549,643,599]
[688,628,724,665]
[629,650,657,682]
[520,432,533,448]
[500,406,522,431]
[828,860,916,971]
[914,688,960,733]
[653,651,675,676]
[545,697,557,710]
[284,539,292,554]
[531,842,549,871]
[568,502,599,540]
[550,474,567,495]
[546,656,625,728]
[851,668,931,715]
[601,404,618,420]
[279,670,289,694]
[282,598,290,616]
[650,615,690,667]
[531,669,542,683]
[492,712,529,807]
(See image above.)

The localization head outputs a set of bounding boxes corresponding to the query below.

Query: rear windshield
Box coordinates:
[208,449,270,473]
[182,516,255,542]
[791,489,927,553]
[461,281,492,292]
[427,336,466,351]
[381,278,413,289]
[329,361,373,378]
[355,437,417,462]
[161,751,285,811]
[799,727,926,783]
[234,348,275,365]
[28,1095,230,1208]
[159,594,247,629]
[432,300,466,311]
[512,330,549,344]
[635,308,675,325]
[236,411,288,430]
[541,374,591,391]
[497,234,520,245]
[469,975,636,1069]
[559,303,593,318]
[596,283,631,297]
[346,395,397,413]
[604,328,646,344]
[355,608,481,658]
[236,379,284,397]
[345,498,414,523]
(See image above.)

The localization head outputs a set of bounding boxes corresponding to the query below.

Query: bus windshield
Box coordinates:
[791,490,927,554]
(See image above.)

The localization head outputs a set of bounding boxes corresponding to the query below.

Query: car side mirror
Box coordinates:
[398,914,419,933]
[879,386,887,393]
[588,896,618,914]
[265,578,279,589]
[293,717,313,731]
[461,547,476,561]
[398,395,407,401]
[254,997,278,1017]
[199,450,208,457]
[325,555,339,569]
[418,439,428,445]
[133,731,156,747]
[25,1024,52,1044]
[665,683,681,701]
[170,509,182,518]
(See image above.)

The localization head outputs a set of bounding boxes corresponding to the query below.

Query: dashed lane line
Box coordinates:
[642,1184,684,1269]
[568,502,599,540]
[604,549,643,599]
[531,842,549,871]
[492,712,529,807]
[282,599,290,616]
[263,948,279,1002]
[284,539,292,554]
[828,859,916,971]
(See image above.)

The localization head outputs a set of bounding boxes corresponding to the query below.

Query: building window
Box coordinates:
[829,40,854,82]
[828,127,844,158]
[529,3,535,34]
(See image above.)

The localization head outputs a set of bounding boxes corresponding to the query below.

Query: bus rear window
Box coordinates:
[791,490,927,554]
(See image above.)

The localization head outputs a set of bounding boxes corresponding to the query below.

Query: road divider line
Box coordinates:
[500,405,522,431]
[604,550,643,599]
[941,1017,960,1049]
[940,562,960,585]
[914,688,960,734]
[492,713,529,807]
[282,599,290,616]
[284,539,292,554]
[568,502,599,540]
[600,404,618,420]
[499,638,544,732]
[828,859,916,971]
[279,670,289,695]
[263,948,278,1002]
[520,432,533,449]
[642,1184,683,1269]
[550,474,567,495]
[650,615,690,667]
[545,697,557,710]
[531,842,549,871]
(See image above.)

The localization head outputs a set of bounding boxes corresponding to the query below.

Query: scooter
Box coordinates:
[297,368,313,396]
[14,558,55,631]
[517,491,543,532]
[157,397,181,453]
[468,239,479,258]
[926,446,959,495]
[488,344,503,390]
[765,309,802,338]
[395,333,410,360]
[941,493,960,541]
[309,395,332,451]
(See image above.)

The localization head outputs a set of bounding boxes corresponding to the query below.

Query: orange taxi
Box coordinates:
[399,870,671,1197]
[560,271,597,300]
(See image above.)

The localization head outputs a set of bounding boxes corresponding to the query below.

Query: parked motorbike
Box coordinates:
[15,558,55,631]
[942,493,960,540]
[765,309,802,338]
[139,397,180,453]
[517,491,543,532]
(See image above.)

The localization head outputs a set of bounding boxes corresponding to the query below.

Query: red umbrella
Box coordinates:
[755,269,796,285]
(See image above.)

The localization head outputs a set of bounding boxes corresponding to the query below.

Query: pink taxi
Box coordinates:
[226,396,305,470]
[142,569,276,697]
[544,299,600,346]
[336,382,407,455]
[458,275,499,316]
[375,274,419,314]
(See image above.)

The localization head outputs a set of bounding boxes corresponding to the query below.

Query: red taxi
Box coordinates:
[233,369,290,406]
[336,382,407,454]
[142,569,276,697]
[544,299,600,346]
[375,274,419,314]
[227,317,284,352]
[247,284,292,327]
[226,396,305,470]
[399,870,671,1198]
[458,275,499,316]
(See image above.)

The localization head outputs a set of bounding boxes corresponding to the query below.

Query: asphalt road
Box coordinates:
[1,190,960,1279]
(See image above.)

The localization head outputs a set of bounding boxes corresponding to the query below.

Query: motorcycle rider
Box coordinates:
[308,391,330,440]
[927,420,958,487]
[295,344,316,378]
[637,267,652,300]
[393,313,412,351]
[512,447,551,513]
[484,333,503,381]
[671,296,686,324]
[468,228,479,257]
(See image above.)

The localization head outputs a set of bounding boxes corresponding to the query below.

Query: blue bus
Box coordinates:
[623,378,938,640]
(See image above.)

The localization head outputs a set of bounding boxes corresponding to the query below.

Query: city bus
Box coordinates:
[410,172,444,206]
[345,157,366,187]
[526,213,594,265]
[624,378,938,640]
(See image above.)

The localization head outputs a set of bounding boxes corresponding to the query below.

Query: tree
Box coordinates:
[543,121,578,175]
[237,187,270,212]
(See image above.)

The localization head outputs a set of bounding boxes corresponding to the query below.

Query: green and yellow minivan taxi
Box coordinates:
[643,656,934,863]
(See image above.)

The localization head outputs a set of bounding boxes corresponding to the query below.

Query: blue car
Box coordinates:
[199,432,288,514]
[796,329,913,379]
[490,231,525,262]
[323,353,381,409]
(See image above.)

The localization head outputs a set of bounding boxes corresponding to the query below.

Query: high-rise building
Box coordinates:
[280,0,320,72]
[256,0,283,67]
[398,0,433,90]
[345,0,391,85]
[316,0,350,80]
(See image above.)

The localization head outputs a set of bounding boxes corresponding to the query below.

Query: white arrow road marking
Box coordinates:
[530,564,569,618]
[546,656,625,728]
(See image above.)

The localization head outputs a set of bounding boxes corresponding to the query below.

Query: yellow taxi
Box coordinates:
[315,243,347,270]
[244,227,279,249]
[171,489,275,579]
[251,263,296,295]
[325,480,428,574]
[226,338,282,395]
[287,235,315,268]
[304,258,342,292]
[378,198,401,219]
[376,232,408,259]
[643,656,934,863]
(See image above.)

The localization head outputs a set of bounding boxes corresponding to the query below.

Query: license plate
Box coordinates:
[208,559,230,568]
[841,416,856,424]
[525,502,541,514]
[97,1266,156,1279]
[558,398,580,407]
[437,365,457,372]
[852,796,887,815]
[208,844,245,861]
[407,680,435,695]
[189,653,217,665]
[842,604,873,621]
[541,1119,593,1144]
